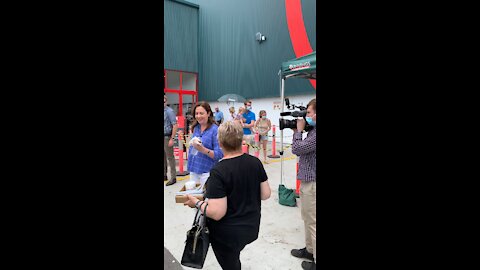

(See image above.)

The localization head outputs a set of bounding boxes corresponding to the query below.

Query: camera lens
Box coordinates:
[279,119,297,130]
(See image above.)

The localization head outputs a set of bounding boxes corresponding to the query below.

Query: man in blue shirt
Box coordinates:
[242,100,256,154]
[213,106,224,125]
[164,94,178,186]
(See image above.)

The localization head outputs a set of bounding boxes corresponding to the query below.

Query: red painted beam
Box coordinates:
[285,0,316,89]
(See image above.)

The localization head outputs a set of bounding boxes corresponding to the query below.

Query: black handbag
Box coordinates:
[181,203,210,269]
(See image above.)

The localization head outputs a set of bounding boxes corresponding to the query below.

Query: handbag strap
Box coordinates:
[202,203,208,226]
[192,205,202,226]
[192,201,208,226]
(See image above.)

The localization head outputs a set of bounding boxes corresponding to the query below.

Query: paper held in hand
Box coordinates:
[175,182,205,203]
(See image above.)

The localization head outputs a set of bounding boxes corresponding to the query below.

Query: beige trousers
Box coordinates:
[300,181,316,261]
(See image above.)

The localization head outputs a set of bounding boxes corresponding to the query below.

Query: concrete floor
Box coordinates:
[164,247,184,270]
[164,145,310,270]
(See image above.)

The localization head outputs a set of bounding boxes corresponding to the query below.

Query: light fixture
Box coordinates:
[256,32,266,43]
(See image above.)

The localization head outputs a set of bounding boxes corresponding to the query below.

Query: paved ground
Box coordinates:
[164,144,308,270]
[164,247,184,270]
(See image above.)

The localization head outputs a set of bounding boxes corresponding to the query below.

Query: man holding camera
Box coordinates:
[290,98,317,270]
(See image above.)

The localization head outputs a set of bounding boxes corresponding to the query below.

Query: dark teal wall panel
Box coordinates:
[177,0,316,101]
[302,0,316,50]
[164,0,199,73]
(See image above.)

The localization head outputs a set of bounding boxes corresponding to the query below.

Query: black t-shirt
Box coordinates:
[205,153,268,248]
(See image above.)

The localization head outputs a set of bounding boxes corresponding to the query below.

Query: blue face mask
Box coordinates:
[306,116,316,127]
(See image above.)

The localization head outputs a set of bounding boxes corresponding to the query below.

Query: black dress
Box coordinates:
[205,153,268,250]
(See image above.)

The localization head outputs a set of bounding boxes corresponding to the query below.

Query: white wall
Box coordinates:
[209,94,315,144]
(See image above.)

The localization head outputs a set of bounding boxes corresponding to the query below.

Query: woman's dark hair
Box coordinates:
[190,101,215,131]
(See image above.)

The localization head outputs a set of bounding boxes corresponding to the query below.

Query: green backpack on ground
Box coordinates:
[278,184,297,207]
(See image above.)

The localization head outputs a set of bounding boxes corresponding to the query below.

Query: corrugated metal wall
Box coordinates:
[302,0,316,51]
[164,0,199,73]
[187,0,316,101]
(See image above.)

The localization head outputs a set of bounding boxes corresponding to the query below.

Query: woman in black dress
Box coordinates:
[184,121,271,270]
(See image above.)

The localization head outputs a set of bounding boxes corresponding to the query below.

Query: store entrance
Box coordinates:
[163,69,198,162]
[164,69,198,131]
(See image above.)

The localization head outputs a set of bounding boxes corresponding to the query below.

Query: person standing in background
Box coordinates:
[235,107,245,121]
[234,107,246,127]
[214,106,224,125]
[254,110,271,164]
[164,94,178,186]
[227,106,237,122]
[241,100,256,154]
[185,109,193,134]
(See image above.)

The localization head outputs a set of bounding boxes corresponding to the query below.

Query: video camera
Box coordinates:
[279,98,313,132]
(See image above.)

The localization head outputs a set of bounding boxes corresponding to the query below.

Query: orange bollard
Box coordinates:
[254,132,260,158]
[242,140,248,153]
[268,125,280,158]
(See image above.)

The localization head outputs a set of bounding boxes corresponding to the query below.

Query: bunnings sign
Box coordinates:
[288,61,311,71]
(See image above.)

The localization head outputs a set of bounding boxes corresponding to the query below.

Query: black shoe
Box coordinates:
[302,261,316,270]
[291,247,314,261]
[165,179,176,186]
[164,176,168,181]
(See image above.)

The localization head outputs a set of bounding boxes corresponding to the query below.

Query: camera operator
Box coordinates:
[290,98,317,270]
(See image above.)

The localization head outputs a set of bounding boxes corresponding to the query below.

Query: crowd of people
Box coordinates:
[163,93,317,270]
[214,100,272,160]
